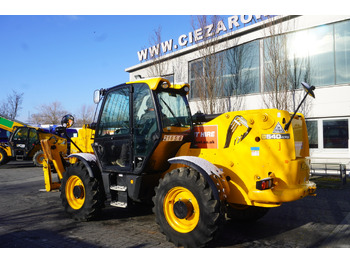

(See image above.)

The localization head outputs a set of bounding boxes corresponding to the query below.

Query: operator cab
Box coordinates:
[92,78,193,175]
[10,126,43,160]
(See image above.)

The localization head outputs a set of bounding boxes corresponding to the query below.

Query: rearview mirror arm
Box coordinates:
[284,85,315,131]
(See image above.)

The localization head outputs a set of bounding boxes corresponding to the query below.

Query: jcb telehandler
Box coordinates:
[0,115,67,166]
[41,77,316,247]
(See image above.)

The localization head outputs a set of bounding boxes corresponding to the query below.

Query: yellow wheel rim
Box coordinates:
[163,186,200,233]
[66,175,85,210]
[36,153,44,165]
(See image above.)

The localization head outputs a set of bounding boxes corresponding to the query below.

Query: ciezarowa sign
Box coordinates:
[137,15,271,62]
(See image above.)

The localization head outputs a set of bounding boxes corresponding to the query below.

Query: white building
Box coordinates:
[126,15,350,165]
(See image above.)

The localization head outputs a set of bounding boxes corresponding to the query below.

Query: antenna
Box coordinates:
[284,82,315,131]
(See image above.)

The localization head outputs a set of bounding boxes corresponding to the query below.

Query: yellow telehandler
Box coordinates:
[41,77,316,247]
[0,115,67,166]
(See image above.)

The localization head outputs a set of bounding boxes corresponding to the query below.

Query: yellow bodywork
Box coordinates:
[170,109,316,208]
[70,124,95,154]
[0,146,11,159]
[41,125,95,191]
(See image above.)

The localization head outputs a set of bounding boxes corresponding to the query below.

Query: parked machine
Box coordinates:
[0,116,67,166]
[40,77,317,247]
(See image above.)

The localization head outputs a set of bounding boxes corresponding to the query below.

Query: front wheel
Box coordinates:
[153,167,223,247]
[60,162,104,221]
[0,148,10,165]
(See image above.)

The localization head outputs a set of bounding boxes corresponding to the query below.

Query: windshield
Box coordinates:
[13,127,29,141]
[157,91,192,132]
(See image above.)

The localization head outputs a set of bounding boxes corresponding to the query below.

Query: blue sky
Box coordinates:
[0,1,340,123]
[0,15,197,122]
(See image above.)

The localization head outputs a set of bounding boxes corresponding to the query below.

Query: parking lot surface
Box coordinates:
[1,161,350,248]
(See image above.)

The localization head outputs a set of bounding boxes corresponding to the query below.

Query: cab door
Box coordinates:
[93,85,133,173]
[10,127,39,159]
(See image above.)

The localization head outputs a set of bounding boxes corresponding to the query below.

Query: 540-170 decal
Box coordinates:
[261,133,290,140]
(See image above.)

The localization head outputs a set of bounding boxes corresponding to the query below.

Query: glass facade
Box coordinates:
[335,21,350,84]
[189,19,350,100]
[189,40,260,99]
[223,41,260,95]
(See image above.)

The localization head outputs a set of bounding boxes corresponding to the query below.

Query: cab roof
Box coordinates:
[127,77,190,93]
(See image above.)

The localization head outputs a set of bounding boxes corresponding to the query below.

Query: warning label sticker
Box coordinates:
[272,122,285,133]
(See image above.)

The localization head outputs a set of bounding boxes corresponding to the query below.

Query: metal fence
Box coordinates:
[310,161,348,185]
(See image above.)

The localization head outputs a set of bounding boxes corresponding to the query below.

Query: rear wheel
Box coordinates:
[60,162,104,221]
[153,167,223,247]
[33,150,45,167]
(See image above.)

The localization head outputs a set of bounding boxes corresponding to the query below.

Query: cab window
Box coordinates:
[13,127,29,141]
[157,91,192,132]
[97,88,130,137]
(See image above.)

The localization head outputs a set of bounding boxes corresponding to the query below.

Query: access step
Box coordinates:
[110,185,127,191]
[16,155,24,161]
[110,201,127,208]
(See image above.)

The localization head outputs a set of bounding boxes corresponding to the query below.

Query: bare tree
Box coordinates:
[223,41,258,112]
[190,15,226,114]
[144,25,187,84]
[30,101,68,124]
[263,25,291,111]
[262,16,312,116]
[0,90,24,119]
[146,26,170,78]
[75,104,95,127]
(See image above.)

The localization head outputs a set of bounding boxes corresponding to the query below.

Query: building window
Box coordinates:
[189,40,259,99]
[323,119,348,149]
[189,60,204,99]
[263,20,350,89]
[188,19,350,103]
[263,23,336,90]
[162,74,174,84]
[286,31,311,89]
[308,24,335,86]
[263,34,290,92]
[223,41,260,95]
[306,120,318,148]
[335,20,350,84]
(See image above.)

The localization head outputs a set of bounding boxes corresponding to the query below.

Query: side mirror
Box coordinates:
[93,90,100,104]
[61,114,74,128]
[94,88,106,104]
[301,82,316,98]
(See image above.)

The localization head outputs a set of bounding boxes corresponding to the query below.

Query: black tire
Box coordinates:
[226,203,269,223]
[0,147,10,165]
[60,161,104,221]
[33,150,45,167]
[153,167,223,247]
